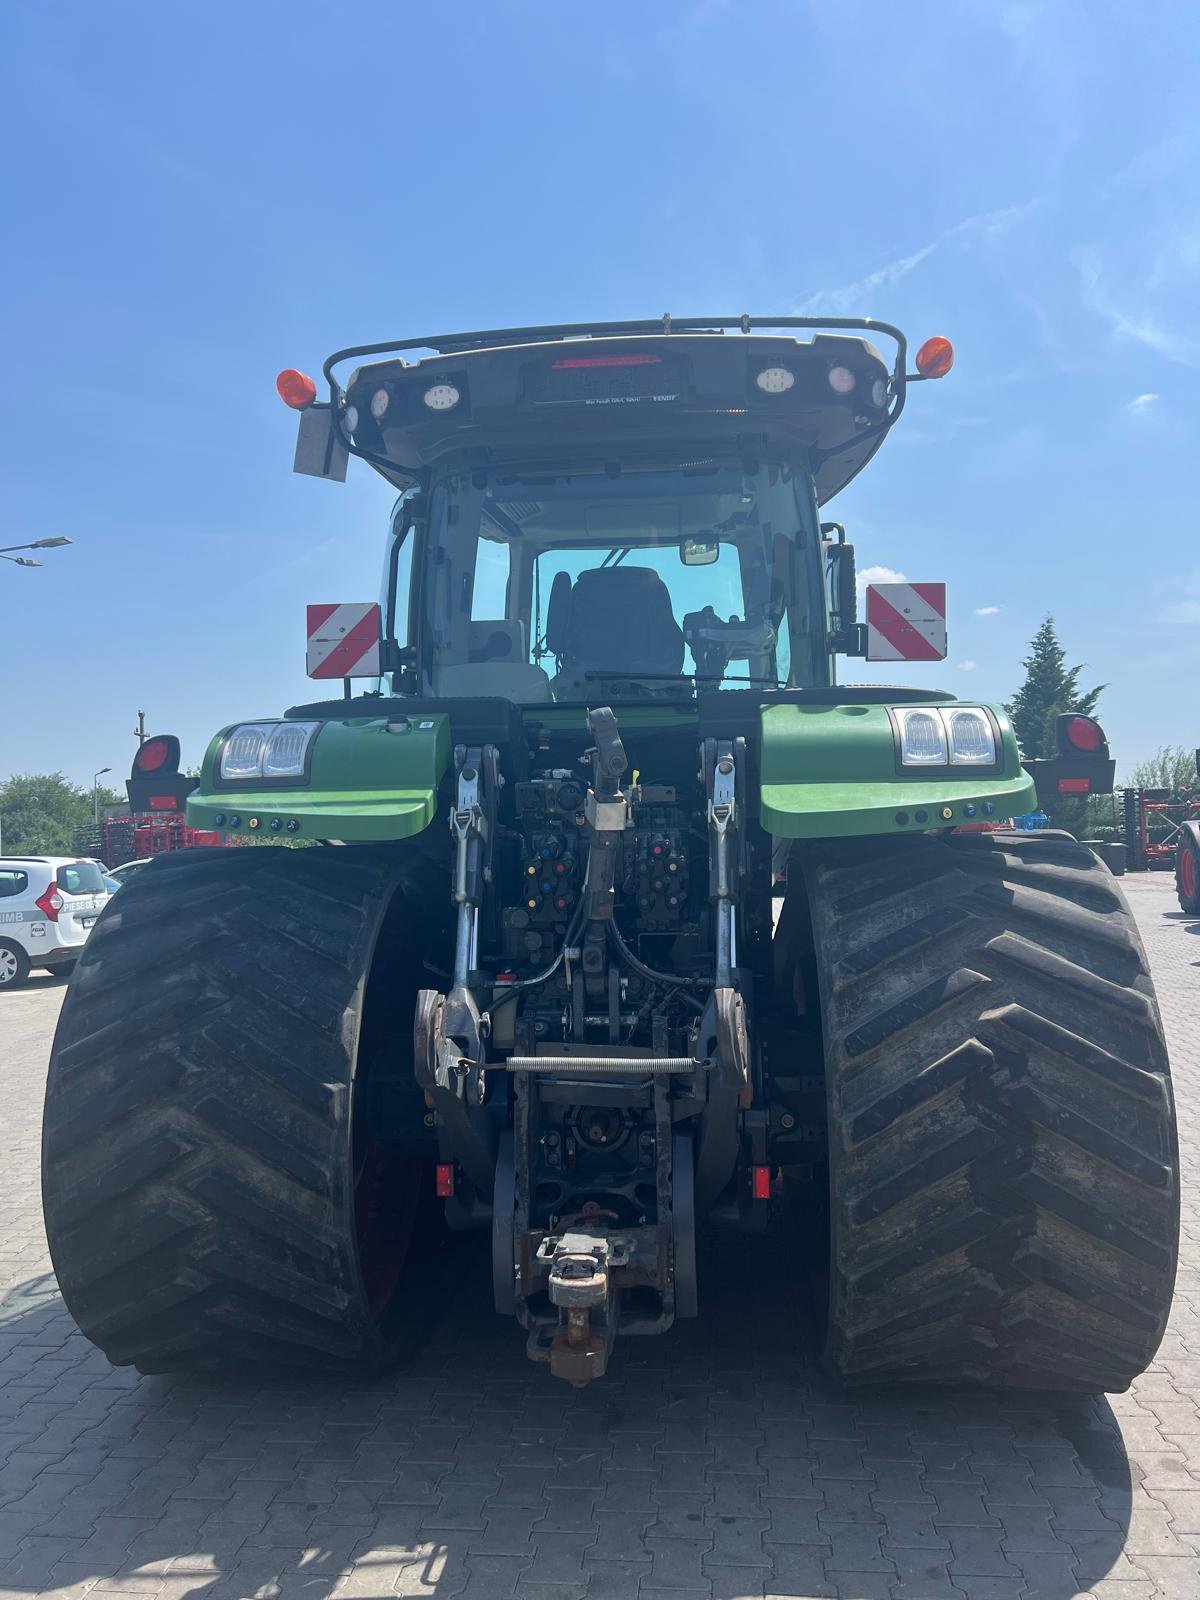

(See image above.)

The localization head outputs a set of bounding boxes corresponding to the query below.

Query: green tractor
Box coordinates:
[42,316,1178,1390]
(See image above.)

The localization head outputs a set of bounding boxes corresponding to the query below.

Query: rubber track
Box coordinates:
[42,846,418,1374]
[800,831,1179,1392]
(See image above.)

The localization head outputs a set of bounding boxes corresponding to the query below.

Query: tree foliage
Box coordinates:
[0,773,124,855]
[1006,615,1105,760]
[1124,744,1198,795]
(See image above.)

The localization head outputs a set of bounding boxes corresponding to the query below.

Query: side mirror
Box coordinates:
[864,582,947,662]
[681,538,719,567]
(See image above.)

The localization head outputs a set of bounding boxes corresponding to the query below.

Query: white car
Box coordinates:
[0,856,112,988]
[105,857,154,888]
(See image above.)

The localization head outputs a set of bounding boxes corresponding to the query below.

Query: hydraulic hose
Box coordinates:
[480,899,589,1019]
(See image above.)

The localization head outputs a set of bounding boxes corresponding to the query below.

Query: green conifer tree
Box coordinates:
[1006,615,1104,761]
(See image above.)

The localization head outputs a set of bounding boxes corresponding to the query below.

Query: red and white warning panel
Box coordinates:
[865,583,947,662]
[306,602,382,680]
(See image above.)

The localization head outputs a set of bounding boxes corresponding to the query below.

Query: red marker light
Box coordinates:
[752,1165,772,1201]
[551,353,661,369]
[135,737,171,772]
[1058,777,1091,794]
[276,368,318,410]
[436,1164,455,1198]
[915,336,955,379]
[1062,715,1103,753]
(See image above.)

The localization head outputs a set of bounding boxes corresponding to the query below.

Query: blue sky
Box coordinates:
[2,0,1197,785]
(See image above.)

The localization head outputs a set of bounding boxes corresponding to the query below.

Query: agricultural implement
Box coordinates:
[74,735,223,865]
[42,315,1178,1391]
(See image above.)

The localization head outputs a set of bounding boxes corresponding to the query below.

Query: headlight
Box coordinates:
[896,709,948,765]
[894,706,998,769]
[220,724,275,780]
[946,708,997,765]
[220,721,320,781]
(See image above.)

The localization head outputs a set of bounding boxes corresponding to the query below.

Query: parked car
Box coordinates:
[104,857,154,888]
[0,857,112,988]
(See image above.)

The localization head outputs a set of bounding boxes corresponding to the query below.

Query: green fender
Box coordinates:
[759,701,1037,839]
[187,715,451,842]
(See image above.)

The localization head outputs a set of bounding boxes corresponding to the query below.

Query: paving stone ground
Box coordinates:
[1,872,1197,1600]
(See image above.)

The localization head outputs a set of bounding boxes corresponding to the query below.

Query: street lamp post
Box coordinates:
[93,768,112,826]
[0,536,73,568]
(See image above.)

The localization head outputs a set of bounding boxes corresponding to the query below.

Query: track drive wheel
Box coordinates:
[800,830,1178,1392]
[41,846,440,1374]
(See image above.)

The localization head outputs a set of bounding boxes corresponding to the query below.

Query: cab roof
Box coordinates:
[322,315,915,505]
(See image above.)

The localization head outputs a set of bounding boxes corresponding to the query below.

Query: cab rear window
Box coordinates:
[0,870,28,899]
[56,863,106,896]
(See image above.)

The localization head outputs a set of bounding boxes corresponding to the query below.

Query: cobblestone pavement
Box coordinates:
[1,873,1197,1600]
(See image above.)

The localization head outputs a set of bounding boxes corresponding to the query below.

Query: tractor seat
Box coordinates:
[546,567,685,689]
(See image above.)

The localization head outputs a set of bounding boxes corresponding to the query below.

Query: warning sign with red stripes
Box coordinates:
[865,582,947,662]
[306,602,382,679]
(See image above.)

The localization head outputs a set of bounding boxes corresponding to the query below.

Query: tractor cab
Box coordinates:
[284,316,955,706]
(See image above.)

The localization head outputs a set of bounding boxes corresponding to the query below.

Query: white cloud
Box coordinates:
[795,201,1040,316]
[1078,252,1200,369]
[974,605,1001,617]
[856,564,907,604]
[957,660,979,672]
[1124,393,1160,416]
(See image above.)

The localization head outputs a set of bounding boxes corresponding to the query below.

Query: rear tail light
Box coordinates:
[1058,777,1091,793]
[752,1166,772,1201]
[1062,715,1104,753]
[134,737,171,772]
[35,887,63,922]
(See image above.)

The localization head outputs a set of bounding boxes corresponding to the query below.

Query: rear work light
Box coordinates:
[423,382,461,411]
[35,886,63,922]
[755,366,795,394]
[1061,715,1104,753]
[276,369,318,410]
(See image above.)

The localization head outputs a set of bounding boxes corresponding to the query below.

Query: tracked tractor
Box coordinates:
[42,316,1178,1391]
